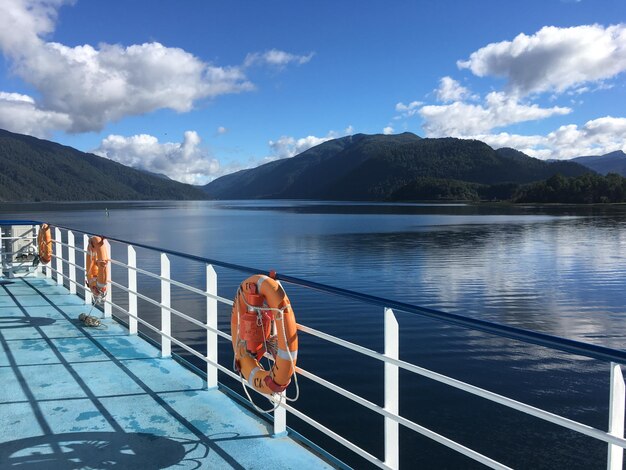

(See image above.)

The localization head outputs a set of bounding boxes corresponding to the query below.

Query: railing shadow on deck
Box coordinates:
[0,280,277,470]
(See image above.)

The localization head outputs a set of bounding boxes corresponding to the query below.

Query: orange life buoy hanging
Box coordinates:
[86,236,109,299]
[37,224,52,264]
[231,274,298,395]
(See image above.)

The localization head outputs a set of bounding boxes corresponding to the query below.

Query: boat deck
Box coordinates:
[0,276,334,469]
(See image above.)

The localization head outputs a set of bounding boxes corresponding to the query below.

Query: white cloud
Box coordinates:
[383,126,394,135]
[0,90,71,136]
[216,126,228,135]
[390,23,626,162]
[395,100,423,117]
[269,134,336,159]
[268,126,354,159]
[0,0,257,134]
[7,40,252,133]
[244,49,314,68]
[0,0,70,53]
[465,117,626,160]
[0,91,35,104]
[458,24,626,96]
[94,131,219,185]
[420,91,570,136]
[435,76,472,102]
[545,116,626,158]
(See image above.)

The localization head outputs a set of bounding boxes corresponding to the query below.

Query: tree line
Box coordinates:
[389,173,626,204]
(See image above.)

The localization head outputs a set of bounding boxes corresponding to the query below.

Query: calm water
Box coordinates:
[2,200,626,469]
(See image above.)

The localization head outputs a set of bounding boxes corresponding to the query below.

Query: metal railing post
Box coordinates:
[274,395,287,437]
[0,225,6,277]
[206,264,218,389]
[104,240,112,317]
[273,279,287,437]
[34,225,42,276]
[54,227,62,286]
[68,231,76,294]
[161,253,171,358]
[83,234,91,305]
[608,362,625,470]
[45,228,53,280]
[385,307,400,470]
[0,225,4,276]
[128,245,137,335]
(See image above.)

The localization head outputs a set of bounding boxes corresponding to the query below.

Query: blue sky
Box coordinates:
[1,0,625,184]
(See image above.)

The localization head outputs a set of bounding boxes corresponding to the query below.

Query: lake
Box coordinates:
[2,200,626,469]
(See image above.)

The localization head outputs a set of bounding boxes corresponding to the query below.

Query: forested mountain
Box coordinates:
[572,151,626,176]
[203,133,591,200]
[0,128,208,201]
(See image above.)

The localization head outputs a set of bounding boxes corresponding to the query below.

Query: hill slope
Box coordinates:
[572,151,626,176]
[204,134,591,200]
[0,128,208,201]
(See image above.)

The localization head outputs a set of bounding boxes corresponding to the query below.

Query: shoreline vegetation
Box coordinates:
[388,173,626,204]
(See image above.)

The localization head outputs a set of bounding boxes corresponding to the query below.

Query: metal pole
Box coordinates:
[385,307,399,470]
[0,225,4,277]
[68,231,76,294]
[608,362,625,470]
[128,245,137,335]
[273,394,287,438]
[104,240,112,318]
[206,264,218,389]
[161,253,171,358]
[83,234,91,305]
[54,227,62,286]
[34,225,42,276]
[45,228,53,280]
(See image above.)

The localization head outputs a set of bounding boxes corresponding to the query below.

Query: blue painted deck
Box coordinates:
[0,276,335,469]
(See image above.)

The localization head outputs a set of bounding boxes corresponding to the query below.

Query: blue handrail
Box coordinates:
[0,220,41,226]
[5,219,626,365]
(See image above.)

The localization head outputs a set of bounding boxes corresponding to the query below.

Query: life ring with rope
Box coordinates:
[231,273,298,396]
[37,224,52,264]
[86,236,109,300]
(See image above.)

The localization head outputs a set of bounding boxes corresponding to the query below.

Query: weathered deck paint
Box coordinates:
[0,277,336,469]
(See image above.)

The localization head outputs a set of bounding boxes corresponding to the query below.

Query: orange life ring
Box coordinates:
[37,224,52,264]
[231,274,298,395]
[86,236,109,298]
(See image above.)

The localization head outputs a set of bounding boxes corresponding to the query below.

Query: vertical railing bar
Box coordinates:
[273,279,287,437]
[128,245,137,335]
[83,234,91,305]
[34,224,42,276]
[54,227,62,286]
[0,225,4,277]
[385,307,399,470]
[104,240,112,318]
[161,253,171,358]
[608,362,625,470]
[274,393,287,438]
[45,227,53,280]
[68,231,76,294]
[206,264,218,389]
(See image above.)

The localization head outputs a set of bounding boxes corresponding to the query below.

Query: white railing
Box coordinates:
[3,222,626,470]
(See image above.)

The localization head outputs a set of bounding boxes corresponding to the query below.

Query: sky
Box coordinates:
[0,0,625,185]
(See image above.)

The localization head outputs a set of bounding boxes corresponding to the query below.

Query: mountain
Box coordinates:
[203,134,592,200]
[0,128,208,202]
[571,151,626,176]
